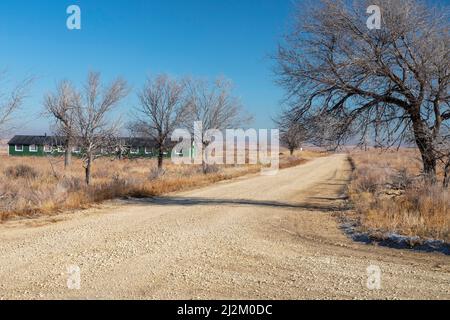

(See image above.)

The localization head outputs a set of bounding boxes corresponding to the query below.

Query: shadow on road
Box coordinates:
[124,196,349,213]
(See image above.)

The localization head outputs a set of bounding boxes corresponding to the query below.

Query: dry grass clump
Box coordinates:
[4,164,39,179]
[0,151,314,221]
[349,149,449,242]
[279,156,307,169]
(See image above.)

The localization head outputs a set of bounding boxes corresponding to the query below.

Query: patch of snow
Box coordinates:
[339,217,450,255]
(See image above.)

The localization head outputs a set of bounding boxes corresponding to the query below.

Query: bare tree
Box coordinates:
[109,137,130,160]
[185,78,251,173]
[132,74,189,171]
[275,112,307,155]
[282,123,307,155]
[276,0,450,184]
[73,72,128,185]
[0,72,32,135]
[43,81,77,168]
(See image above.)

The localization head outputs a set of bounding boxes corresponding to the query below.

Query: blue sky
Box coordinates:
[0,0,295,135]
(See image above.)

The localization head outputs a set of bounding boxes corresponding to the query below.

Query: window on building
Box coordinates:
[72,146,81,153]
[130,147,139,154]
[29,144,38,152]
[57,146,65,153]
[15,145,23,152]
[44,145,52,153]
[144,147,153,155]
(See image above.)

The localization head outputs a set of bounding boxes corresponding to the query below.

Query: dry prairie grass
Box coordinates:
[0,151,316,221]
[349,149,449,242]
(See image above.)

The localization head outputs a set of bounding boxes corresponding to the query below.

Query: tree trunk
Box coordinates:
[157,149,164,169]
[289,148,294,156]
[410,111,437,184]
[444,160,450,188]
[202,142,208,174]
[64,137,72,169]
[85,153,92,185]
[419,146,437,182]
[202,160,208,174]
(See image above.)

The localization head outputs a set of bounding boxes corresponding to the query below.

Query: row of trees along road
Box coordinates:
[43,72,249,184]
[276,0,450,187]
[130,75,250,174]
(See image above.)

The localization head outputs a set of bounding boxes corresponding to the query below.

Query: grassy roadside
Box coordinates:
[347,150,449,243]
[0,150,321,221]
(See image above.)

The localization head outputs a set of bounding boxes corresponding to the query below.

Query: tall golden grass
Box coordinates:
[349,149,449,242]
[0,151,312,221]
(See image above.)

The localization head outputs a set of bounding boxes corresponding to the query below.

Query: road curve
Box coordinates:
[0,154,448,299]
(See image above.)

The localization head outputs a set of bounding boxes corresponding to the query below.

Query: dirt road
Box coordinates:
[0,154,448,299]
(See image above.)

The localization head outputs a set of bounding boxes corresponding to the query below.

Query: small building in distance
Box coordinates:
[7,135,194,158]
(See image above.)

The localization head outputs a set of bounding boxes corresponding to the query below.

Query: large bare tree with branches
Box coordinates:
[43,81,77,168]
[73,72,128,185]
[132,74,189,171]
[276,0,450,184]
[185,78,251,173]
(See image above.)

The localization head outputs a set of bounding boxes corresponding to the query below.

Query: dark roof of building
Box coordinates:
[7,135,172,148]
[118,137,159,148]
[8,135,65,146]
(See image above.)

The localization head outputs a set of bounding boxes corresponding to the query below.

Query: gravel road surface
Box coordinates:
[0,154,448,299]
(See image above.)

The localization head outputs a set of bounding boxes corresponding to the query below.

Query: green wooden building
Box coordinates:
[8,135,194,158]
